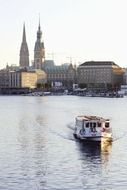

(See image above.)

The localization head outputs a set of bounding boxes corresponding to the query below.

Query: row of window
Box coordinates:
[48,74,74,78]
[76,121,110,128]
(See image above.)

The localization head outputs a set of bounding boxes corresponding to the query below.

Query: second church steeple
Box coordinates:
[34,19,45,69]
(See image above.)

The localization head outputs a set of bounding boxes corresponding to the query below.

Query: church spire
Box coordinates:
[39,15,41,30]
[22,23,26,42]
[37,18,42,41]
[19,23,29,67]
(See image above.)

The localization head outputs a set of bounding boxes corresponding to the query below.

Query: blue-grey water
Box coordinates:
[0,95,127,190]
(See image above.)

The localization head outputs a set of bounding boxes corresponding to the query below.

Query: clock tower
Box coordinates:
[33,20,45,69]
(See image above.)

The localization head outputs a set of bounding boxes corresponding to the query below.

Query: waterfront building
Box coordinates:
[123,68,127,84]
[0,68,10,88]
[34,69,47,86]
[118,68,127,95]
[43,60,76,89]
[33,20,45,69]
[118,85,127,95]
[9,70,37,89]
[77,61,124,91]
[9,69,46,89]
[19,24,29,68]
[0,67,47,94]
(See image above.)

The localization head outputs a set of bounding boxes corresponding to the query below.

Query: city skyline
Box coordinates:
[0,0,127,68]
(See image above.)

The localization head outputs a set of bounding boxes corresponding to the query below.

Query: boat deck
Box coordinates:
[76,115,109,122]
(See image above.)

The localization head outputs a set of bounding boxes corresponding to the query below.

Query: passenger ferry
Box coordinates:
[73,115,112,142]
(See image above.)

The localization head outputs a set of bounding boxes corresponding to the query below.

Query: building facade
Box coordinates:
[77,61,124,91]
[19,24,29,68]
[9,71,37,89]
[0,67,47,94]
[43,60,76,89]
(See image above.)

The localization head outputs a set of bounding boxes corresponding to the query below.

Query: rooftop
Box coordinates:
[76,115,109,122]
[80,61,117,67]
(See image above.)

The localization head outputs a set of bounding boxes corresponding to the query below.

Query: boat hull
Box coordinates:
[74,133,101,141]
[73,133,112,142]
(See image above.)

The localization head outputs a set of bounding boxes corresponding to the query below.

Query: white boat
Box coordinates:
[73,115,112,142]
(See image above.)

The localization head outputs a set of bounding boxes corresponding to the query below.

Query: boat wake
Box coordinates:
[67,123,75,130]
[50,128,75,141]
[113,132,127,142]
[50,123,127,144]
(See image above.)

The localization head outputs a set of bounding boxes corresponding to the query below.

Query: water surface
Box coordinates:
[0,95,126,190]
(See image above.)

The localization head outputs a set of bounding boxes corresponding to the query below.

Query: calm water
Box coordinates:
[0,95,127,190]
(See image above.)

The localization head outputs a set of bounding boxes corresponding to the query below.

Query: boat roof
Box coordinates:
[76,115,109,122]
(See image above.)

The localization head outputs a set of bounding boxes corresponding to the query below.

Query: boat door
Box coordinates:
[89,122,97,133]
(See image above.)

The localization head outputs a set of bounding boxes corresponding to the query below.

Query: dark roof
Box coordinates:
[44,60,55,67]
[43,65,69,73]
[80,61,117,67]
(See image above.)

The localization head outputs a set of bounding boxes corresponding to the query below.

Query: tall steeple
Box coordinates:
[19,23,29,68]
[34,19,45,69]
[23,23,26,42]
[37,18,42,41]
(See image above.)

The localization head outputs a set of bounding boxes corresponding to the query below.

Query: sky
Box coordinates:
[0,0,127,68]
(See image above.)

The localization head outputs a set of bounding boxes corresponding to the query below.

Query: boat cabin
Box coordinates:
[74,115,112,141]
[75,116,110,135]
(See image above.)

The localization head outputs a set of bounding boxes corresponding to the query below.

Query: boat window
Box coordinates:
[98,122,101,127]
[93,123,96,132]
[105,122,109,128]
[90,123,92,127]
[86,122,89,128]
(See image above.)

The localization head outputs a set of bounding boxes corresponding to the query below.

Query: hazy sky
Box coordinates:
[0,0,127,68]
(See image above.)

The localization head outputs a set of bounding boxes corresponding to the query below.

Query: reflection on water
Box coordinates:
[77,141,101,157]
[18,116,49,190]
[101,140,112,171]
[76,140,112,164]
[101,140,112,156]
